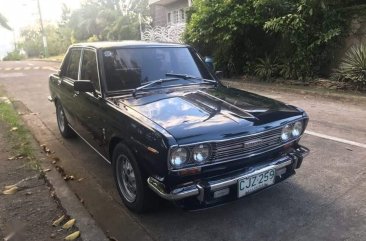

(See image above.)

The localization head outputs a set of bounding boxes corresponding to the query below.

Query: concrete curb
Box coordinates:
[29,58,62,63]
[224,80,366,105]
[11,100,109,241]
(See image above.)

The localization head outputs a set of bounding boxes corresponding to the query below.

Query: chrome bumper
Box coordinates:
[147,146,309,201]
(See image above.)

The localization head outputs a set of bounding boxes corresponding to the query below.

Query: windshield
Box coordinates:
[102,47,213,92]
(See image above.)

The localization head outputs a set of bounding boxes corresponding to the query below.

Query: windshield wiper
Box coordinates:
[165,73,217,84]
[132,78,180,97]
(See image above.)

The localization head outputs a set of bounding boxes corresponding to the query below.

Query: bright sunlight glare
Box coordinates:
[0,0,81,59]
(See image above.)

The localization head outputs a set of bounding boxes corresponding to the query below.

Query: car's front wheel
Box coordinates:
[113,143,158,213]
[56,102,75,138]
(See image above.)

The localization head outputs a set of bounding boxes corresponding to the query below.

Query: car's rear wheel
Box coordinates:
[113,143,158,213]
[56,102,75,138]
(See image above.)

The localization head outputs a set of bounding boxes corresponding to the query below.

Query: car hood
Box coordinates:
[113,86,304,144]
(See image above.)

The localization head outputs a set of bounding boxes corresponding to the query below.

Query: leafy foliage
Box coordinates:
[14,0,149,58]
[66,0,149,42]
[3,49,25,61]
[185,0,362,80]
[254,56,279,81]
[332,44,366,87]
[0,12,12,30]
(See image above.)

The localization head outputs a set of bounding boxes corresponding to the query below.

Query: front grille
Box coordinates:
[210,128,283,162]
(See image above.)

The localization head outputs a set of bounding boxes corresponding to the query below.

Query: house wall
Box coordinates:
[344,15,366,49]
[150,4,167,27]
[150,0,189,27]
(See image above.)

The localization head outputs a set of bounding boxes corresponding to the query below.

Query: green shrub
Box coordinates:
[185,0,352,81]
[278,59,298,80]
[332,44,366,87]
[2,49,25,61]
[254,55,279,81]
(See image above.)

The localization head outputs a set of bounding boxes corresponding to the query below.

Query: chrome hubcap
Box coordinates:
[57,106,65,132]
[117,155,137,203]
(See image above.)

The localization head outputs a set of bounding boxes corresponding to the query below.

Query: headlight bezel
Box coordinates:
[281,120,304,142]
[292,121,303,137]
[169,144,212,170]
[169,147,189,168]
[192,144,211,163]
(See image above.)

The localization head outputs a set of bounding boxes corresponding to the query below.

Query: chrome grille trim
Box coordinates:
[211,128,283,162]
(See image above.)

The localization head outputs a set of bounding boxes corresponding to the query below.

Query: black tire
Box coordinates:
[113,143,159,213]
[56,102,76,138]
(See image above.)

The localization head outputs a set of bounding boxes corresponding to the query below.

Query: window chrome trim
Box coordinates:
[80,47,102,95]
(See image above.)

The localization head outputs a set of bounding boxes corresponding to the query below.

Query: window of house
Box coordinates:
[173,10,178,24]
[180,9,185,21]
[167,12,171,24]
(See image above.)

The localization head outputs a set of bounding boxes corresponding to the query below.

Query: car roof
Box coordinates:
[71,41,188,49]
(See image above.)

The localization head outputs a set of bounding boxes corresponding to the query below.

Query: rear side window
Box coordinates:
[64,49,81,80]
[80,50,100,92]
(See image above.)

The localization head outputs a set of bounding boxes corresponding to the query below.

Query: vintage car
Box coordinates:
[48,41,309,212]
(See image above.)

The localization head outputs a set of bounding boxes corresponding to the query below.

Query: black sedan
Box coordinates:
[48,41,309,212]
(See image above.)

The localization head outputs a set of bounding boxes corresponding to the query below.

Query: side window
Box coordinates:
[80,50,100,92]
[64,49,81,80]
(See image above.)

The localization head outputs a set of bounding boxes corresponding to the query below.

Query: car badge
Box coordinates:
[244,139,263,148]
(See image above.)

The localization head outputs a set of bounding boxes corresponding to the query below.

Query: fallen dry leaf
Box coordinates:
[4,184,17,190]
[43,168,51,172]
[62,219,76,229]
[3,186,18,195]
[52,215,65,226]
[77,178,84,182]
[10,127,18,132]
[64,231,80,240]
[52,157,60,162]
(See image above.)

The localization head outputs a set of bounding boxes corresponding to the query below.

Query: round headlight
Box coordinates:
[292,121,303,137]
[192,144,210,163]
[170,148,188,167]
[281,124,292,141]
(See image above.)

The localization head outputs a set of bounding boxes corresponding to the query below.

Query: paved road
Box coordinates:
[1,61,366,241]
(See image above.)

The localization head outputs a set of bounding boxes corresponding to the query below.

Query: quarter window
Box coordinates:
[64,49,81,80]
[80,50,100,92]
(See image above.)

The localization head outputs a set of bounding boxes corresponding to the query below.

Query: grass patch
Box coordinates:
[43,54,64,62]
[0,99,41,171]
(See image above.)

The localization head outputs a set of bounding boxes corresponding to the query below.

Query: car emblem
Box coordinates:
[244,139,263,148]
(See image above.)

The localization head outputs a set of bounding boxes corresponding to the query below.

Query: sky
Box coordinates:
[0,0,81,59]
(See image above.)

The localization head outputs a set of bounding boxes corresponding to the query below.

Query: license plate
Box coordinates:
[238,169,275,198]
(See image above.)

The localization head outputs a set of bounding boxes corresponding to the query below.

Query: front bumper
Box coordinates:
[147,145,309,206]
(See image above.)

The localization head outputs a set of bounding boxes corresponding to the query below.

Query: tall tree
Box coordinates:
[0,13,12,30]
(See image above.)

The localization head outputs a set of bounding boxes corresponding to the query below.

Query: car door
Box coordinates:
[75,48,107,155]
[58,48,82,129]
